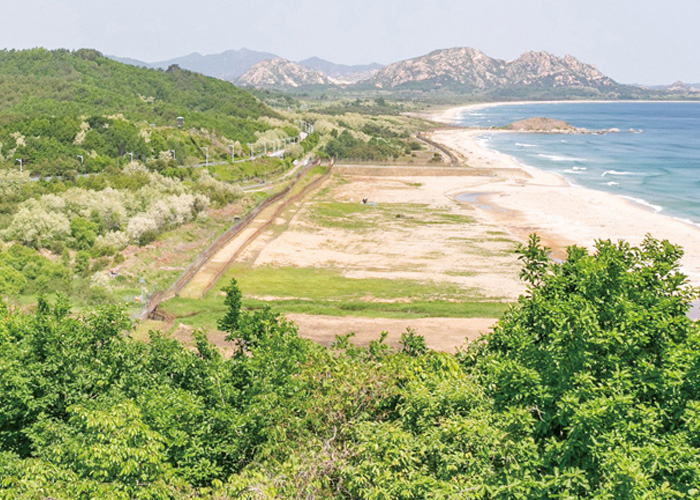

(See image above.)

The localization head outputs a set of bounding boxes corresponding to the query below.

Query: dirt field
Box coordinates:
[206,166,526,351]
[246,169,525,301]
[288,314,496,353]
[161,314,495,355]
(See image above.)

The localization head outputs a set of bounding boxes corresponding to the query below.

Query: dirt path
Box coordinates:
[174,165,331,300]
[288,314,496,353]
[178,199,289,299]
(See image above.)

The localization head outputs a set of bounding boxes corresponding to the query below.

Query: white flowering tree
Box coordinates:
[4,199,71,248]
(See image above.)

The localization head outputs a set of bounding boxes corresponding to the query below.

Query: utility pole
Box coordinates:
[139,277,146,303]
[15,159,22,173]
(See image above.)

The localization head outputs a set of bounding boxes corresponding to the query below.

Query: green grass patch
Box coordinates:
[221,263,485,302]
[208,157,289,183]
[160,295,509,331]
[157,262,510,331]
[435,213,476,224]
[244,298,509,319]
[308,201,475,231]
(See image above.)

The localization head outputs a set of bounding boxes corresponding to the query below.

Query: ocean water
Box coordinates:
[453,102,700,225]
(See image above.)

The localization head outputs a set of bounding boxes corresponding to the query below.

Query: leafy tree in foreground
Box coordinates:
[464,235,700,498]
[1,236,699,499]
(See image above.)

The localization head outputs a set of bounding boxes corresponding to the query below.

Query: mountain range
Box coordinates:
[109,48,381,83]
[234,48,629,98]
[236,58,336,88]
[642,81,700,93]
[297,57,383,82]
[110,47,695,99]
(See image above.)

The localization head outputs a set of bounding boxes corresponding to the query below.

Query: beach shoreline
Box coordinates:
[425,99,696,125]
[426,109,700,286]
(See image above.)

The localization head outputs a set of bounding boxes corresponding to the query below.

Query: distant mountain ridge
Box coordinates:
[298,57,382,82]
[236,58,336,89]
[366,47,619,93]
[642,81,700,93]
[108,47,693,99]
[109,49,383,84]
[227,47,628,96]
[149,48,279,80]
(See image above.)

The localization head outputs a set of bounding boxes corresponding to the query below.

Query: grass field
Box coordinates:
[157,169,519,334]
[159,262,509,331]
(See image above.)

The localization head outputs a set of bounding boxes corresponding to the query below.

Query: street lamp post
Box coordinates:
[203,147,209,167]
[126,152,133,162]
[168,149,176,161]
[76,155,84,167]
[230,144,235,162]
[15,159,22,173]
[248,143,254,160]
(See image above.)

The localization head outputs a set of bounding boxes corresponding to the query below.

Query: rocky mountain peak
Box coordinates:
[236,58,336,89]
[365,47,619,92]
[368,47,507,90]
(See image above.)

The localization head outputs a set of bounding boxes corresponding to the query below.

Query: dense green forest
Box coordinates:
[1,235,698,498]
[0,49,425,174]
[0,48,319,309]
[0,48,280,175]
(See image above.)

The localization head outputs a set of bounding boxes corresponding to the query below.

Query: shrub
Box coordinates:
[93,231,129,255]
[74,250,90,276]
[3,199,70,249]
[69,217,98,250]
[0,265,26,296]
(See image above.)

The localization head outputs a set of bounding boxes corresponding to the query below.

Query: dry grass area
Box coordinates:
[214,168,527,351]
[246,171,524,301]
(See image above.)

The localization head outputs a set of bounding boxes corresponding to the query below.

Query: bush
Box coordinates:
[0,244,70,294]
[93,231,129,255]
[0,265,26,296]
[69,217,98,250]
[74,250,90,276]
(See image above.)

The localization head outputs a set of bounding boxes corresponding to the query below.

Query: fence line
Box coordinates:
[136,159,325,320]
[200,163,332,298]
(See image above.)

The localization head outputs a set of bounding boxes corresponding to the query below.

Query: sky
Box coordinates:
[2,0,699,84]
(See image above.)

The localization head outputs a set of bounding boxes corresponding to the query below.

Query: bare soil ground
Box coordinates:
[227,167,526,351]
[144,315,494,355]
[288,314,495,353]
[248,171,525,301]
[178,194,289,299]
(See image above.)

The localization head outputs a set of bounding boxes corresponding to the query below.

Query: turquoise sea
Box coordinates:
[453,102,700,225]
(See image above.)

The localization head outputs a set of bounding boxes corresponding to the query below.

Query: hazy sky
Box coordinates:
[2,0,699,84]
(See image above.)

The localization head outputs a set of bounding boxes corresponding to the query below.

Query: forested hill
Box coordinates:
[0,48,277,173]
[0,48,274,124]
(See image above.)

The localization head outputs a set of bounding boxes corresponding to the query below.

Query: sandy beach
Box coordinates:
[428,105,700,285]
